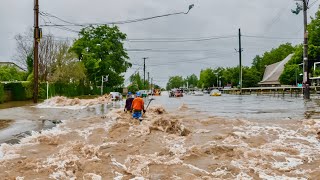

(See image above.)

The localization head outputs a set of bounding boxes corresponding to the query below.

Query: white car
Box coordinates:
[110,92,122,101]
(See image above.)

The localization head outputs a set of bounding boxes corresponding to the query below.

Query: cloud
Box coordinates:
[0,0,318,87]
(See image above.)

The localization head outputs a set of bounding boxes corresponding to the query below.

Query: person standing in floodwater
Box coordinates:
[131,92,146,120]
[124,92,134,112]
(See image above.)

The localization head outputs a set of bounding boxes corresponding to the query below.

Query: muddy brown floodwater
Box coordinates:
[0,120,13,130]
[0,97,320,179]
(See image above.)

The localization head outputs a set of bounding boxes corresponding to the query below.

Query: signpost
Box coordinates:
[101,75,109,95]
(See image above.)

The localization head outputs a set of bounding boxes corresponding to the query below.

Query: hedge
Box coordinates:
[1,81,123,102]
[0,83,4,103]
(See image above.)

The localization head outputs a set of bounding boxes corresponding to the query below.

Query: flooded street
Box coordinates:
[0,94,320,179]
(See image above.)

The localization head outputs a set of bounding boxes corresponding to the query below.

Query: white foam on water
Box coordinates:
[15,176,24,180]
[272,157,304,171]
[129,177,145,180]
[36,104,88,110]
[182,163,211,175]
[111,158,127,170]
[83,173,102,180]
[236,172,253,180]
[258,172,307,180]
[194,129,211,134]
[114,172,124,180]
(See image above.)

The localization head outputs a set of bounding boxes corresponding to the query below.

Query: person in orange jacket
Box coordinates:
[131,92,146,119]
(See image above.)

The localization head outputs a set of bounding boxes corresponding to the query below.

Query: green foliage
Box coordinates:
[0,65,26,81]
[198,68,215,88]
[51,43,86,83]
[0,84,4,103]
[129,73,144,90]
[128,83,139,94]
[252,43,295,79]
[280,65,302,85]
[221,67,239,87]
[309,9,320,47]
[185,74,198,88]
[282,7,320,83]
[4,82,32,101]
[242,67,261,87]
[26,53,33,75]
[166,76,184,90]
[70,25,131,88]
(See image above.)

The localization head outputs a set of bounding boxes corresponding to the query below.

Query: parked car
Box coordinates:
[110,92,122,101]
[174,90,183,97]
[138,90,148,97]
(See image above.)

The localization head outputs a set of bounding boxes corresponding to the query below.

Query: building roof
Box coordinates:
[0,62,26,71]
[259,54,293,85]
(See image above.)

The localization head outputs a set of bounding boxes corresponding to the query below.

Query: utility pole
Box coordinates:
[33,0,39,103]
[302,0,310,99]
[143,57,148,89]
[237,28,243,95]
[147,72,150,88]
[151,77,153,95]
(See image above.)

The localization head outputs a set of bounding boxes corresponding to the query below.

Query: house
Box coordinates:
[259,54,294,87]
[0,61,26,72]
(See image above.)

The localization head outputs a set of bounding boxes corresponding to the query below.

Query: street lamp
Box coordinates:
[186,4,195,14]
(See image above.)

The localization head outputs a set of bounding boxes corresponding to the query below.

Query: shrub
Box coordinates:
[0,84,4,103]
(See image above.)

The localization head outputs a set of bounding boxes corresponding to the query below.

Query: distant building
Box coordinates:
[0,62,26,72]
[259,54,294,87]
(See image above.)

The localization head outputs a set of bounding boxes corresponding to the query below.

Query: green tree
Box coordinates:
[242,67,261,87]
[0,65,26,81]
[51,42,86,83]
[70,25,131,88]
[185,74,199,88]
[251,43,295,79]
[129,73,144,90]
[281,7,320,83]
[280,64,302,85]
[166,76,184,90]
[26,53,33,75]
[198,68,215,88]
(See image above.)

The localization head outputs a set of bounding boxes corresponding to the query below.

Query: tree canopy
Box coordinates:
[185,74,199,88]
[166,76,184,90]
[70,25,131,87]
[0,65,26,81]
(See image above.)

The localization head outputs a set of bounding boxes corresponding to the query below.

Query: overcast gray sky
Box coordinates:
[1,0,319,87]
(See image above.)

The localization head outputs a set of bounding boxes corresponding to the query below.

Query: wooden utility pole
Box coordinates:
[143,57,148,89]
[302,0,310,99]
[33,0,39,103]
[238,28,243,95]
[147,72,150,89]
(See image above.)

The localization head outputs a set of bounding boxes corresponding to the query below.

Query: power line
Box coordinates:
[39,5,194,27]
[126,48,234,53]
[309,0,319,8]
[146,55,235,67]
[125,35,237,42]
[242,35,302,40]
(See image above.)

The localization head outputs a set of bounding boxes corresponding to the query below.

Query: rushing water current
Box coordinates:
[0,93,318,144]
[1,93,320,179]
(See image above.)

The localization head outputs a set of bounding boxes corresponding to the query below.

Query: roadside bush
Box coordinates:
[3,81,124,101]
[4,82,29,101]
[0,84,4,103]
